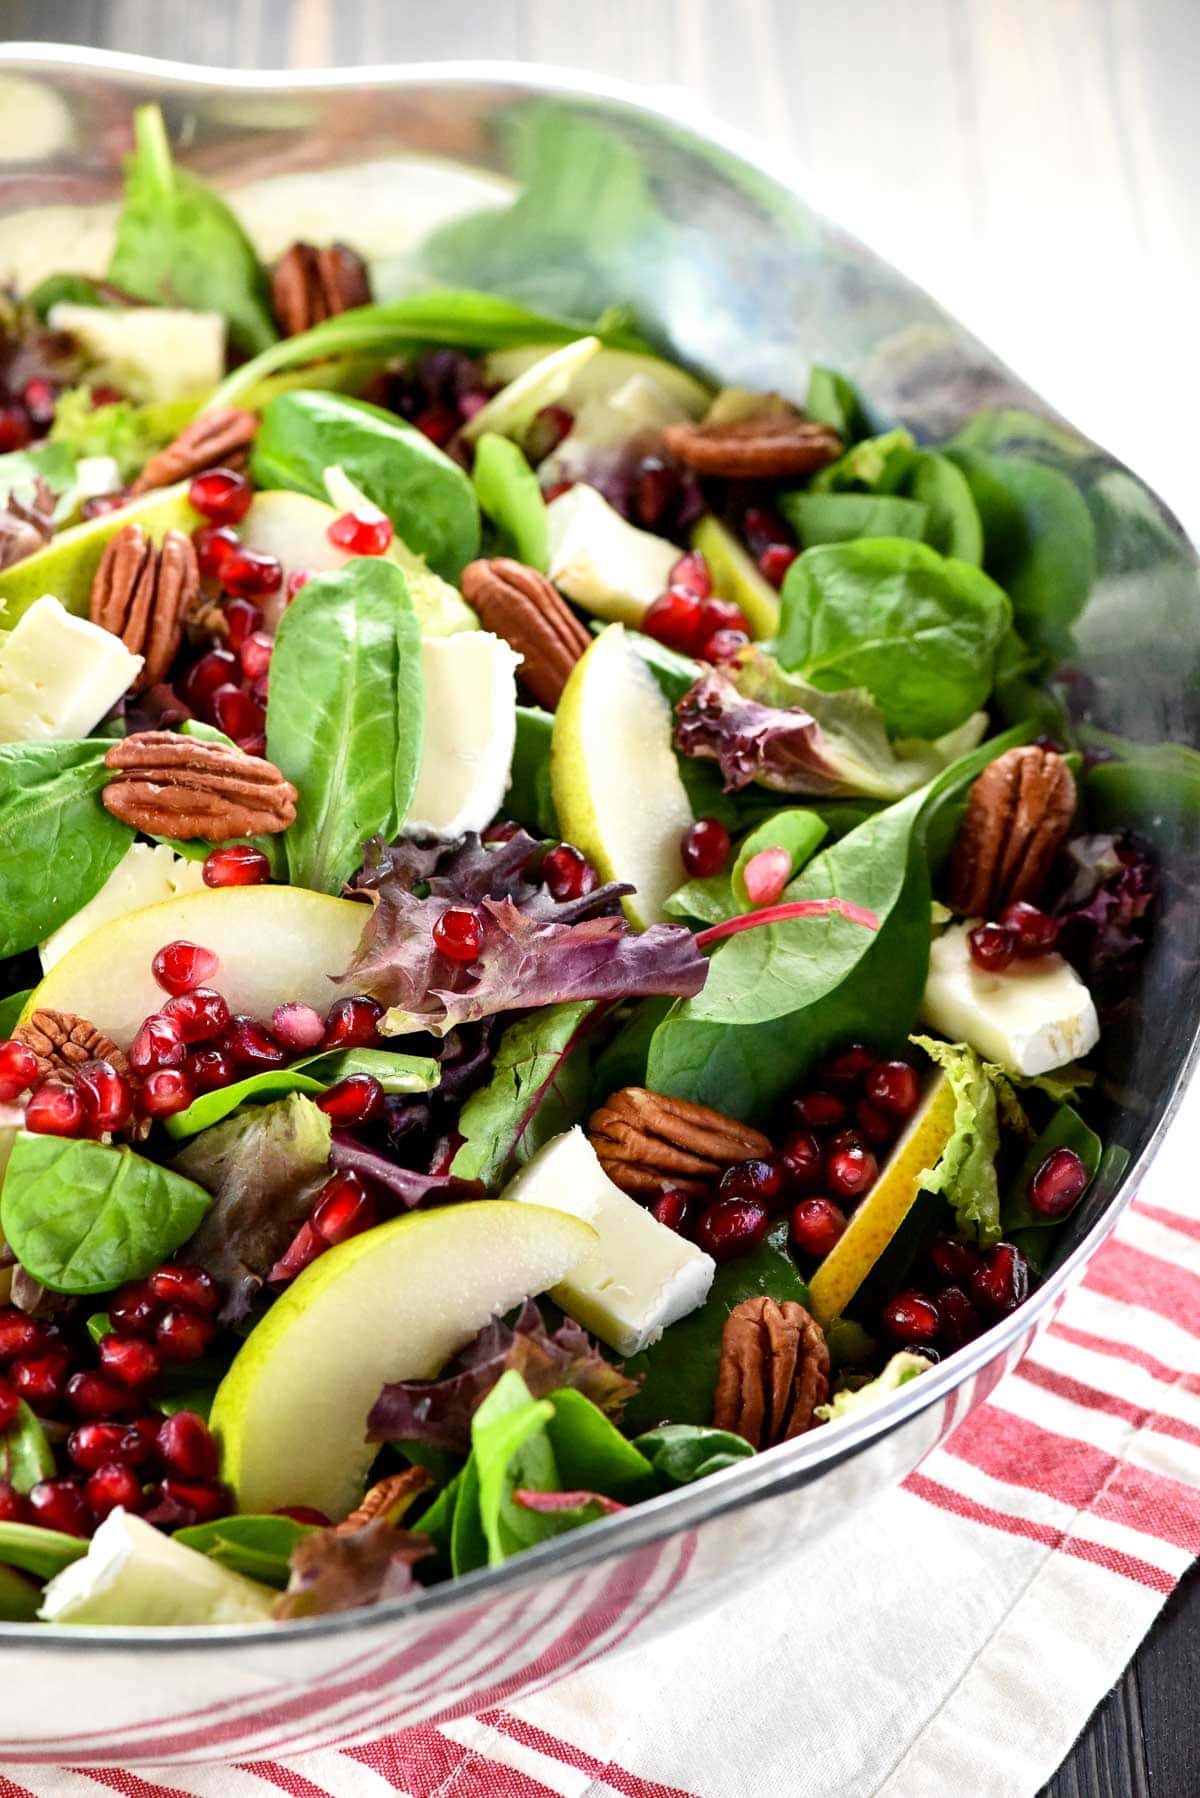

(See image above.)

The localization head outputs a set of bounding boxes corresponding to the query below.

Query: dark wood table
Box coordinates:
[5,2,1199,1790]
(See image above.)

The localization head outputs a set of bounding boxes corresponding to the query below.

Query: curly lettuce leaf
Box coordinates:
[909,1035,1029,1246]
[814,1351,932,1423]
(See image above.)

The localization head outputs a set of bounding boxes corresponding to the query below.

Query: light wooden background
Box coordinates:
[3,4,1200,1794]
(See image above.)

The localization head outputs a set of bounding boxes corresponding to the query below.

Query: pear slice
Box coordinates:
[22,885,367,1050]
[0,482,199,625]
[550,622,693,928]
[691,515,780,638]
[483,344,711,419]
[209,1200,597,1518]
[39,1509,276,1626]
[807,1074,958,1326]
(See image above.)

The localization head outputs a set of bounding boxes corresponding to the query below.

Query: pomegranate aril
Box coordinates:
[778,1129,824,1194]
[219,1016,287,1069]
[152,939,220,997]
[156,1409,218,1479]
[272,1002,325,1051]
[695,1195,771,1263]
[681,817,731,878]
[699,627,750,664]
[22,377,57,427]
[1000,901,1060,958]
[820,1043,877,1088]
[718,1157,784,1208]
[864,1060,920,1119]
[643,586,705,655]
[203,843,270,887]
[542,843,597,903]
[189,466,253,525]
[188,1047,236,1091]
[792,1090,847,1131]
[140,1067,193,1117]
[193,521,240,579]
[697,597,749,638]
[789,1196,847,1260]
[968,921,1017,972]
[413,403,458,447]
[148,1265,220,1316]
[223,596,263,651]
[854,1099,897,1146]
[929,1235,983,1285]
[634,456,679,527]
[0,1037,40,1100]
[285,569,312,602]
[0,1381,18,1434]
[164,987,231,1044]
[311,1171,377,1246]
[433,905,484,963]
[98,1333,161,1390]
[741,505,791,559]
[85,1462,144,1519]
[69,1420,150,1472]
[109,1283,160,1341]
[274,1504,332,1527]
[25,1081,85,1137]
[0,1310,44,1362]
[239,630,273,681]
[828,1126,866,1156]
[74,1058,134,1133]
[156,1309,217,1363]
[826,1143,878,1200]
[323,995,383,1049]
[758,543,798,588]
[316,1073,385,1128]
[129,1013,186,1073]
[0,1480,30,1523]
[970,1242,1031,1316]
[668,550,712,600]
[211,682,265,744]
[221,548,282,598]
[327,506,394,556]
[68,1368,140,1419]
[182,645,239,709]
[269,1219,324,1283]
[28,1478,91,1537]
[649,1188,696,1235]
[935,1285,982,1350]
[880,1290,941,1346]
[0,406,32,452]
[1028,1146,1089,1219]
[13,1350,70,1412]
[158,1476,228,1525]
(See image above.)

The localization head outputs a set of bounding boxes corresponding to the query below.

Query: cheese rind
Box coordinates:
[506,1127,716,1356]
[41,842,208,971]
[545,484,679,625]
[0,595,141,742]
[404,632,519,839]
[920,922,1100,1076]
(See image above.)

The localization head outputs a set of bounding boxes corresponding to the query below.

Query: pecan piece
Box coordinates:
[713,1296,830,1448]
[272,241,372,337]
[588,1087,772,1201]
[662,413,843,479]
[336,1467,432,1535]
[89,523,199,690]
[102,730,297,839]
[12,1009,129,1080]
[129,406,259,496]
[460,557,591,708]
[948,745,1076,917]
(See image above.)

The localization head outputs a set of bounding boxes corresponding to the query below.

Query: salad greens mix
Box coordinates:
[0,105,1166,1628]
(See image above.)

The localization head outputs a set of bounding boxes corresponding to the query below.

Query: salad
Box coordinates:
[0,105,1156,1627]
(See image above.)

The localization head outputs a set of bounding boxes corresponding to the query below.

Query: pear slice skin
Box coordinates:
[807,1073,957,1326]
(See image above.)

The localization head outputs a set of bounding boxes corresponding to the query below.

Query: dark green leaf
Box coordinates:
[107,104,277,356]
[632,1423,755,1485]
[473,433,548,570]
[450,1455,487,1576]
[251,391,479,581]
[543,1388,654,1501]
[174,1514,317,1588]
[266,559,424,894]
[25,272,115,319]
[508,705,559,837]
[731,808,829,908]
[0,741,134,957]
[0,990,31,1037]
[452,1002,593,1185]
[0,1562,40,1620]
[780,491,928,548]
[471,1371,563,1567]
[811,428,916,494]
[163,1047,439,1140]
[0,1400,54,1495]
[775,539,1011,739]
[0,1521,85,1579]
[903,451,983,563]
[803,367,868,442]
[1,1132,211,1294]
[1002,1104,1102,1235]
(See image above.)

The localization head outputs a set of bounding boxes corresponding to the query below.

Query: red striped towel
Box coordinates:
[9,1088,1198,1797]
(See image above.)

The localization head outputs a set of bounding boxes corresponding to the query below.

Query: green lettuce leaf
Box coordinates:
[908,1035,1026,1246]
[814,1351,932,1423]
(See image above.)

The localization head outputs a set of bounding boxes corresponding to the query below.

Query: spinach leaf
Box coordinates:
[946,448,1096,660]
[779,491,928,548]
[663,871,737,927]
[472,433,548,570]
[0,741,133,957]
[0,1563,40,1620]
[471,1371,562,1567]
[25,272,115,319]
[174,1514,317,1588]
[107,104,277,357]
[0,990,31,1037]
[544,1387,654,1500]
[732,808,829,908]
[266,559,424,894]
[1002,1104,1102,1235]
[251,391,479,581]
[508,706,559,837]
[163,1047,439,1140]
[0,1521,85,1579]
[774,539,1011,739]
[450,1457,487,1577]
[632,1424,755,1485]
[905,451,983,563]
[452,1002,593,1185]
[804,366,868,442]
[0,1400,54,1495]
[1,1133,211,1294]
[811,428,916,494]
[622,1223,810,1432]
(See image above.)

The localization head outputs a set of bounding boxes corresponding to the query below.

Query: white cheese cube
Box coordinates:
[48,303,226,404]
[41,842,208,971]
[404,632,520,839]
[506,1127,716,1356]
[545,483,679,626]
[920,921,1100,1076]
[0,596,142,742]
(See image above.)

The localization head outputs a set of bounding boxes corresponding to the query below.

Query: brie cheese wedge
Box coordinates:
[920,921,1100,1076]
[0,595,142,742]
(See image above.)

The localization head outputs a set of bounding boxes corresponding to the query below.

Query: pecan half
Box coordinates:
[713,1297,830,1448]
[336,1467,432,1535]
[129,407,259,496]
[948,745,1076,917]
[12,1010,129,1080]
[272,241,371,337]
[589,1087,772,1201]
[662,413,843,479]
[460,557,591,708]
[102,730,297,839]
[89,523,198,691]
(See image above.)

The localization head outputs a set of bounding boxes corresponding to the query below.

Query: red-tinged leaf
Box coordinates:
[513,1488,626,1521]
[694,898,878,949]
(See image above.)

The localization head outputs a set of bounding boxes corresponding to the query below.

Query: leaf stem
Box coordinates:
[694,898,879,950]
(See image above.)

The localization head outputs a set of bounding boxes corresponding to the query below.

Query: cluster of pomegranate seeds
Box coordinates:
[327,506,394,556]
[202,843,271,887]
[879,1233,1035,1357]
[1028,1146,1089,1219]
[541,842,597,903]
[681,817,731,879]
[740,505,798,589]
[968,901,1059,973]
[643,552,751,664]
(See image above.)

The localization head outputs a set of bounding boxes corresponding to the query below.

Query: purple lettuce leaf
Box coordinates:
[367,1297,641,1452]
[353,828,630,925]
[272,1518,434,1620]
[1051,832,1156,982]
[328,1133,485,1207]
